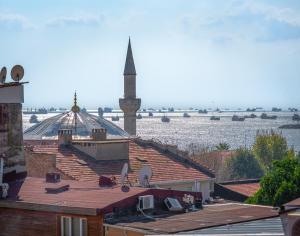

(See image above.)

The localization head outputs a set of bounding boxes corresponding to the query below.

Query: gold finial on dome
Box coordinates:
[71,91,80,113]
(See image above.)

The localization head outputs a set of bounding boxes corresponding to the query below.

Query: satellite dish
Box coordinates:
[120,163,129,186]
[0,67,7,84]
[11,65,24,82]
[138,165,152,187]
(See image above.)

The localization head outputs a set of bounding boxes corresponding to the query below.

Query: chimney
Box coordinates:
[0,82,26,179]
[58,129,72,146]
[91,128,107,141]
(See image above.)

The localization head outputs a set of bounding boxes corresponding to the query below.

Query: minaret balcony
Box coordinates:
[119,98,141,113]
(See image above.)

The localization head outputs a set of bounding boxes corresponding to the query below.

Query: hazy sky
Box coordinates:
[1,0,300,109]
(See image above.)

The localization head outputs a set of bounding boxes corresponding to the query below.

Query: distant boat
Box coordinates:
[272,107,282,112]
[210,116,220,121]
[24,108,48,115]
[148,112,153,117]
[104,107,113,113]
[29,115,39,123]
[261,113,277,120]
[246,108,256,112]
[111,115,119,121]
[244,113,257,119]
[137,114,142,119]
[168,107,174,112]
[198,109,208,114]
[183,112,191,118]
[232,115,245,121]
[161,115,170,123]
[292,114,300,121]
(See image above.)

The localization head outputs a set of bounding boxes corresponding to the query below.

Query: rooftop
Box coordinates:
[284,197,300,207]
[219,179,261,197]
[107,203,279,234]
[26,140,212,184]
[0,177,149,216]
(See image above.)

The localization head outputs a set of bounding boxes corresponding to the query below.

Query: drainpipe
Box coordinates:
[0,158,3,184]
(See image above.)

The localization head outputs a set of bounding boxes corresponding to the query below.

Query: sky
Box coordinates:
[0,0,300,109]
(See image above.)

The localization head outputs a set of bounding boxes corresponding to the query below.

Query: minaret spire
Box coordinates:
[124,37,136,75]
[71,91,80,113]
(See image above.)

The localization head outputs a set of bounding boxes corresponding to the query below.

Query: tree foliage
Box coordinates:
[246,156,300,206]
[224,148,263,180]
[253,130,288,171]
[215,142,230,151]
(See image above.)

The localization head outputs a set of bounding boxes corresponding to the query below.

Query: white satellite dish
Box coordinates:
[120,163,129,186]
[11,65,24,82]
[0,67,7,84]
[138,165,152,187]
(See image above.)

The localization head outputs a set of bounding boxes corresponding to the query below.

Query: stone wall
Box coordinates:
[0,103,25,176]
[72,141,129,161]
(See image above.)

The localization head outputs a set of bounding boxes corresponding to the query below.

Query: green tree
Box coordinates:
[215,142,230,151]
[224,148,263,180]
[253,130,288,171]
[246,156,300,206]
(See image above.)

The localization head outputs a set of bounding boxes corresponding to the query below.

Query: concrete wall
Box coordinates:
[281,210,300,236]
[24,149,73,180]
[73,141,129,161]
[153,179,212,202]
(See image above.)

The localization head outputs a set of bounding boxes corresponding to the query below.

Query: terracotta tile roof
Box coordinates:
[220,182,260,197]
[285,198,300,207]
[191,151,234,174]
[1,177,149,215]
[29,140,211,185]
[111,203,278,234]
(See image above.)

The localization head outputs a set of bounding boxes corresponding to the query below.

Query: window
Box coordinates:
[61,216,87,236]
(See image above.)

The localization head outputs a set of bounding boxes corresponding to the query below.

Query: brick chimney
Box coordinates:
[91,128,107,141]
[58,129,72,146]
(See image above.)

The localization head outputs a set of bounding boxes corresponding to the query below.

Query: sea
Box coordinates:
[23,110,300,152]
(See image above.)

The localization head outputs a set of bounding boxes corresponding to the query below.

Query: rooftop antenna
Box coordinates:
[0,67,7,84]
[11,65,24,82]
[120,163,129,186]
[138,165,152,188]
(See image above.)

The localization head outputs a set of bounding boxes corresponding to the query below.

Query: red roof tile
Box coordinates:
[29,140,211,185]
[221,183,260,197]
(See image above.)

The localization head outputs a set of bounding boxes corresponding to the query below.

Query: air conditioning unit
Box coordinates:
[138,195,154,210]
[164,197,183,211]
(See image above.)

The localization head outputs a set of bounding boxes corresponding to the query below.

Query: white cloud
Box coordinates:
[243,1,300,27]
[0,13,33,29]
[46,14,105,27]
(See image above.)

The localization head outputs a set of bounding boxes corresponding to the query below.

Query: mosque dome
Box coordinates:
[24,93,129,140]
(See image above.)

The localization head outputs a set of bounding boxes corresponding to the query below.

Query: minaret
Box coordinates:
[119,38,141,135]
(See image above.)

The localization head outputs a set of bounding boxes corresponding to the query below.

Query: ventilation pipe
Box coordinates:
[0,158,9,198]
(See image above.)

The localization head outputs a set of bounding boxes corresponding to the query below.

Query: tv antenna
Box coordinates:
[120,163,132,192]
[120,163,129,186]
[11,65,24,82]
[138,165,152,187]
[0,67,7,84]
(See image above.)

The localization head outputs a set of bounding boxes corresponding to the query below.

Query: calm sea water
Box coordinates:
[23,111,300,152]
